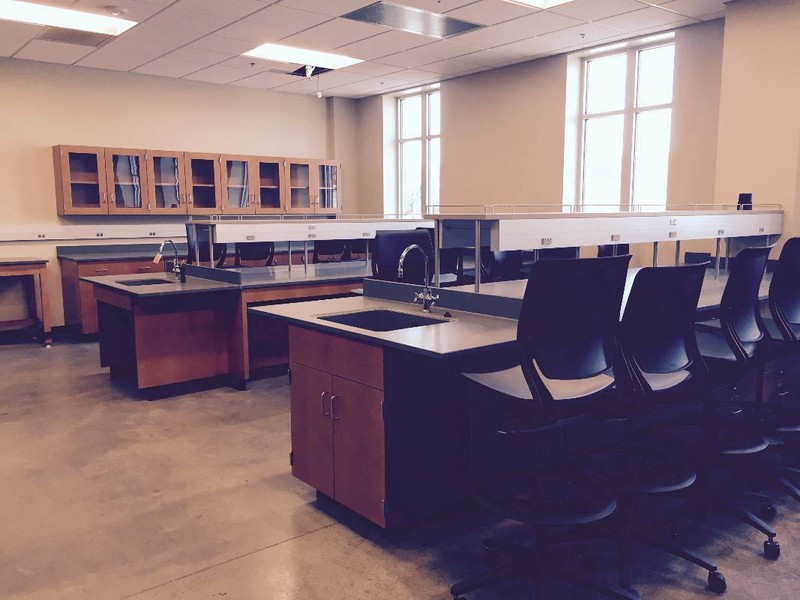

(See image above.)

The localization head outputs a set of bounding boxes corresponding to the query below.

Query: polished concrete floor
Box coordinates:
[2,336,800,600]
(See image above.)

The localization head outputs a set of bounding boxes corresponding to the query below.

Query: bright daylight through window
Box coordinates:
[398,90,440,217]
[581,42,675,212]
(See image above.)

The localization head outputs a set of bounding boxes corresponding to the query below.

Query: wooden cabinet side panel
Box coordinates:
[290,362,335,497]
[58,259,81,326]
[289,326,383,390]
[53,146,68,216]
[332,376,386,527]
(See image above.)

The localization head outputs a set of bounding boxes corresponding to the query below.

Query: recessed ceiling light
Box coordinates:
[503,0,578,8]
[0,0,137,35]
[342,2,483,39]
[243,43,362,70]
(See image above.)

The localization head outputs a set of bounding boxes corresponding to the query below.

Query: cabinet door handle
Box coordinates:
[188,194,193,205]
[94,268,108,274]
[138,266,152,272]
[320,391,330,417]
[331,395,340,420]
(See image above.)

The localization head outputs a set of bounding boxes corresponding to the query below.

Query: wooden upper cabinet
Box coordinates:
[184,152,221,215]
[54,145,109,215]
[106,148,149,215]
[145,150,187,215]
[254,157,285,215]
[315,161,341,214]
[285,159,314,214]
[284,159,343,214]
[220,155,256,215]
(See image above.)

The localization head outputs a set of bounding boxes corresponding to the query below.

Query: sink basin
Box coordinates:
[116,278,176,287]
[318,309,447,332]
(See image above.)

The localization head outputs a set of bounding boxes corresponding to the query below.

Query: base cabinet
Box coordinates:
[289,328,386,527]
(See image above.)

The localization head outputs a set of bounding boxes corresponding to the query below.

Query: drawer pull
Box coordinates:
[137,266,152,271]
[320,391,330,417]
[95,268,108,274]
[331,395,340,420]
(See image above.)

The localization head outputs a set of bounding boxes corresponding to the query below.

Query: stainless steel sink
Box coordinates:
[116,278,176,287]
[318,309,447,332]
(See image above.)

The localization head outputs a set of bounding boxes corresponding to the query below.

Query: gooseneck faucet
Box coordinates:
[154,239,183,279]
[397,244,439,313]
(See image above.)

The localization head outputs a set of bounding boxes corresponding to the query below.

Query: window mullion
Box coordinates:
[619,48,637,210]
[421,94,429,217]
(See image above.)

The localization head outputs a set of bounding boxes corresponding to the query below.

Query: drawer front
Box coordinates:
[123,259,164,275]
[763,355,800,405]
[289,325,383,390]
[77,261,125,278]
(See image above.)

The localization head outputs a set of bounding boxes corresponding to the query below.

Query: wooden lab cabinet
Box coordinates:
[54,146,109,215]
[289,326,386,527]
[285,159,341,214]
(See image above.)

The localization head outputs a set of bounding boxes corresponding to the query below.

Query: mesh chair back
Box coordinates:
[371,230,432,284]
[518,255,631,382]
[769,238,800,341]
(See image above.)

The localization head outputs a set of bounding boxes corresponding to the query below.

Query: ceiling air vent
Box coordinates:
[287,65,332,77]
[37,26,113,47]
[342,1,483,39]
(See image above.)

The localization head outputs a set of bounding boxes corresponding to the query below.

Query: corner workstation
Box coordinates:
[3,1,800,599]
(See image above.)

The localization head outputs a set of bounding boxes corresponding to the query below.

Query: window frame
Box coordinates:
[577,39,676,212]
[397,87,441,217]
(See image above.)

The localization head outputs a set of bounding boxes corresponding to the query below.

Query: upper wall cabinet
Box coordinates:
[146,150,186,215]
[54,146,109,215]
[316,160,341,214]
[184,152,221,215]
[285,159,342,214]
[255,157,284,215]
[106,148,148,215]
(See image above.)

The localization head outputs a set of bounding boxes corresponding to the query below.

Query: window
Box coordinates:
[580,42,675,212]
[398,90,440,217]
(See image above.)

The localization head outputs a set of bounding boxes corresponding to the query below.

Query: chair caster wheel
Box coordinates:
[708,571,727,593]
[764,539,780,560]
[759,503,777,521]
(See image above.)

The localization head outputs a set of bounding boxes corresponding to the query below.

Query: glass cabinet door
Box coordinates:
[316,162,340,213]
[106,149,147,214]
[185,153,220,214]
[54,146,108,214]
[146,151,185,214]
[255,158,284,214]
[221,156,254,214]
[287,161,312,212]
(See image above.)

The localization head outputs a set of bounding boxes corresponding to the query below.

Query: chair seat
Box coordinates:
[696,323,758,361]
[642,369,691,391]
[464,365,614,402]
[479,472,617,527]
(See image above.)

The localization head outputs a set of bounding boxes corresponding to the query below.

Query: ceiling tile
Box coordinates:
[184,65,257,84]
[596,6,693,31]
[328,74,413,96]
[0,21,43,57]
[338,61,404,76]
[268,76,319,94]
[453,47,527,67]
[451,9,584,48]
[384,68,440,82]
[659,0,726,20]
[187,35,256,54]
[419,58,482,75]
[133,56,208,77]
[69,0,167,22]
[14,39,95,64]
[539,21,624,48]
[395,0,476,11]
[277,0,375,17]
[162,47,234,68]
[378,39,476,67]
[548,0,645,22]
[489,33,573,59]
[279,17,388,51]
[333,29,430,60]
[315,69,372,89]
[170,0,268,19]
[76,45,163,70]
[221,55,297,72]
[231,70,298,89]
[445,0,538,26]
[215,4,329,43]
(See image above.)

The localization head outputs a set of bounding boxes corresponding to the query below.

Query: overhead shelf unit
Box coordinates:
[424,204,784,291]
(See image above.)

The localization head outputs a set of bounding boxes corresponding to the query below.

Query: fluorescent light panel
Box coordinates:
[504,0,577,8]
[0,0,137,35]
[243,43,362,70]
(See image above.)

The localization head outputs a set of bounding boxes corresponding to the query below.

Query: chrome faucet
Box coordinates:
[154,239,183,279]
[397,244,439,313]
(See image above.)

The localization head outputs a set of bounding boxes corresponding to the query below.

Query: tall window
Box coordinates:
[398,90,440,217]
[580,42,675,211]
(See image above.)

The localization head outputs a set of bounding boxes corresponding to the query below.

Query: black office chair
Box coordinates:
[234,242,274,267]
[312,239,350,263]
[451,255,636,600]
[185,223,227,268]
[537,246,580,260]
[598,244,630,258]
[416,227,464,284]
[462,249,524,283]
[371,230,433,285]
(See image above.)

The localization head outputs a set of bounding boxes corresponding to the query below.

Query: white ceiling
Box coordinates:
[0,0,728,98]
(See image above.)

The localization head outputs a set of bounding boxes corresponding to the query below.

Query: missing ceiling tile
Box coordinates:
[342,1,483,39]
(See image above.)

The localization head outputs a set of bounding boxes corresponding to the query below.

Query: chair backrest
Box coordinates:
[482,250,524,281]
[597,244,630,258]
[769,238,800,342]
[537,247,580,260]
[235,242,274,266]
[415,227,462,276]
[518,255,631,393]
[185,224,227,267]
[371,230,432,284]
[621,263,707,391]
[313,239,350,263]
[720,246,770,361]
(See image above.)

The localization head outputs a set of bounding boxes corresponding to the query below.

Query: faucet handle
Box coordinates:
[152,252,163,264]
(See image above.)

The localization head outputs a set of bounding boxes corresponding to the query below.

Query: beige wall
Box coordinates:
[714,0,800,254]
[0,58,357,326]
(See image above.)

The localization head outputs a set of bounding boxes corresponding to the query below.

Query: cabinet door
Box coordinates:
[332,376,386,526]
[220,155,256,215]
[146,150,187,215]
[290,362,335,498]
[254,157,285,214]
[53,145,108,215]
[285,159,314,213]
[185,152,221,214]
[106,148,148,215]
[314,161,341,214]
